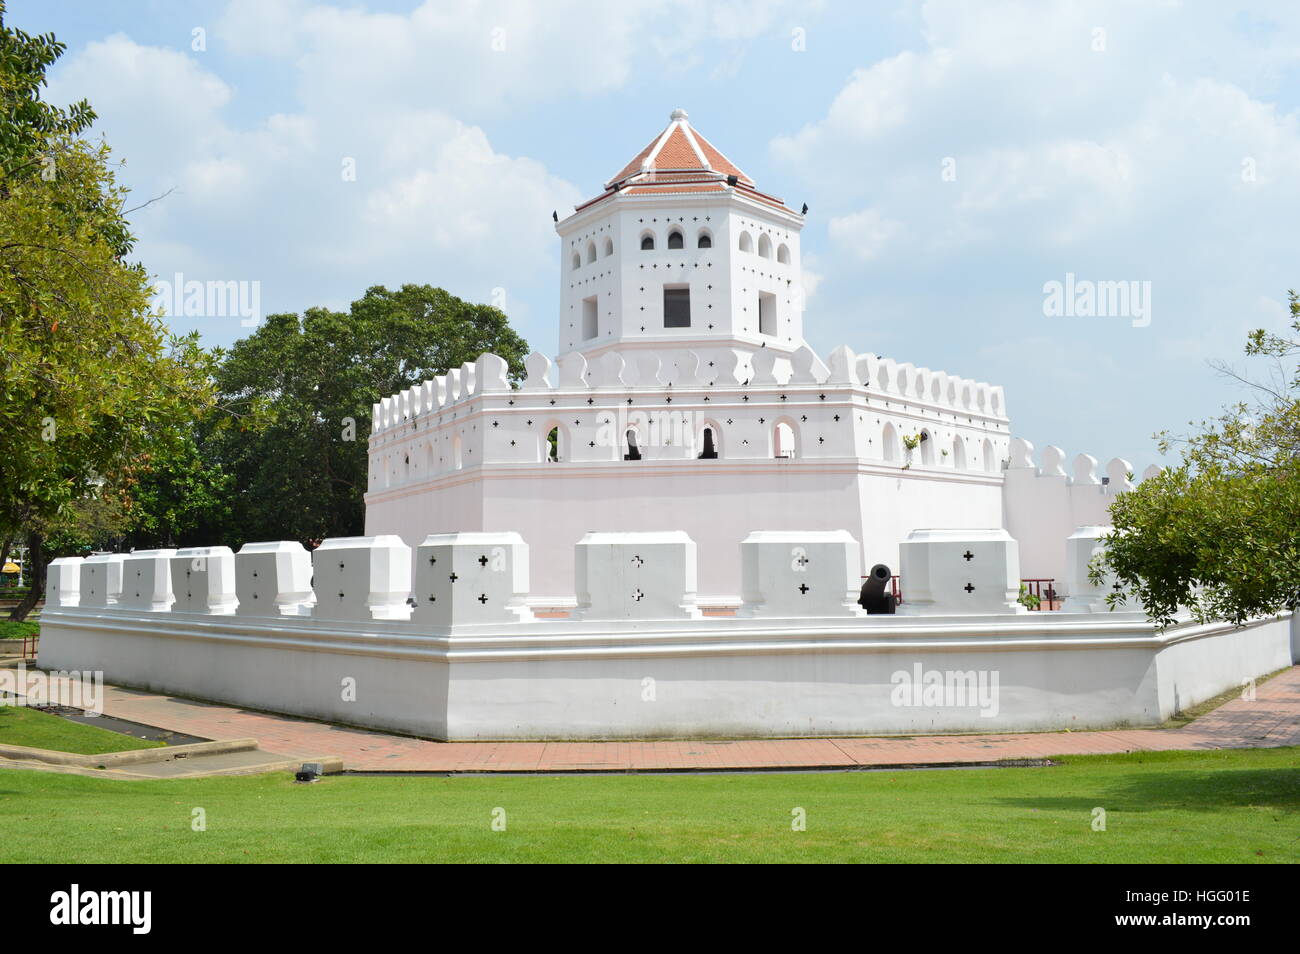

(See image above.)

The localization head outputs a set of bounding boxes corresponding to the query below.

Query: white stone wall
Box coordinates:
[1002,438,1162,586]
[38,587,1294,739]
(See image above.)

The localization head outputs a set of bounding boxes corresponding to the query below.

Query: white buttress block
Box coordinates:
[45,556,84,608]
[897,529,1025,616]
[311,536,412,622]
[573,531,702,621]
[80,553,125,608]
[171,546,238,614]
[412,532,533,629]
[235,541,315,617]
[1061,526,1116,613]
[738,530,865,618]
[118,550,178,612]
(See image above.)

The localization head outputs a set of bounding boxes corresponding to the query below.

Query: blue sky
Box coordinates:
[11,0,1300,469]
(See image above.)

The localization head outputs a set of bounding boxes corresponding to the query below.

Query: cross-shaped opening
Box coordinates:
[964,583,975,593]
[798,583,810,594]
[478,594,488,604]
[962,551,974,561]
[449,573,458,583]
[478,555,489,567]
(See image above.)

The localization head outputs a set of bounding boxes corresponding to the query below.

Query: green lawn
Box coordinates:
[0,619,38,640]
[0,747,1295,862]
[0,705,162,755]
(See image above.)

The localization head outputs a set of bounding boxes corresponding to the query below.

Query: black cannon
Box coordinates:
[859,563,896,614]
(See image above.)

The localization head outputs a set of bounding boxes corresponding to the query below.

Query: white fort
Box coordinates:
[364,109,1107,603]
[38,111,1296,741]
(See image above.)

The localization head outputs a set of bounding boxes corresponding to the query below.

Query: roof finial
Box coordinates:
[670,107,688,123]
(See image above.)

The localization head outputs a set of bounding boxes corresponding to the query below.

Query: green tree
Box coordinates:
[203,284,528,547]
[1098,291,1300,627]
[0,7,216,620]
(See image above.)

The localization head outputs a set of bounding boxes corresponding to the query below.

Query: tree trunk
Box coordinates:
[8,531,43,622]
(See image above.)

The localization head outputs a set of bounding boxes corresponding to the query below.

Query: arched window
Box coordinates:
[981,438,996,473]
[586,241,597,264]
[667,229,684,249]
[603,237,614,257]
[640,232,655,251]
[952,439,967,470]
[777,243,790,264]
[774,421,796,459]
[452,434,464,470]
[738,231,753,253]
[758,234,773,259]
[571,252,581,270]
[546,427,560,463]
[919,429,934,466]
[697,231,712,249]
[881,423,898,462]
[698,427,718,460]
[624,429,642,461]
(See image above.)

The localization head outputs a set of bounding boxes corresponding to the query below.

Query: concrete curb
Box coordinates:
[0,749,344,780]
[0,737,259,768]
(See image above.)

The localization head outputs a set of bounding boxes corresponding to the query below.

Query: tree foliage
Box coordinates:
[1098,291,1300,627]
[202,284,529,547]
[0,6,216,618]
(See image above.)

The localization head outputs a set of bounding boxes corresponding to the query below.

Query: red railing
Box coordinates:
[22,634,37,660]
[890,575,903,604]
[1020,578,1058,611]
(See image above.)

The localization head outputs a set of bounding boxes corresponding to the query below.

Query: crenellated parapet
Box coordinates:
[47,525,1137,630]
[1001,437,1163,584]
[365,343,1013,493]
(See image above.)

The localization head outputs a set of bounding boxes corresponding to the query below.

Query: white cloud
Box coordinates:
[827,208,900,260]
[47,27,581,337]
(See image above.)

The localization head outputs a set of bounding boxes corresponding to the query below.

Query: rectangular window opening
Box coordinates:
[758,292,777,336]
[663,285,691,329]
[582,296,598,340]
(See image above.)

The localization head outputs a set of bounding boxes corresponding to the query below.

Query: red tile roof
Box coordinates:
[571,108,795,216]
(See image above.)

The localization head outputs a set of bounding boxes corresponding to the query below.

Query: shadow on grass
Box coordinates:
[998,768,1300,814]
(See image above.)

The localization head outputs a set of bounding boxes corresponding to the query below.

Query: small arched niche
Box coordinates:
[881,422,899,462]
[773,421,797,459]
[624,428,642,461]
[697,423,720,459]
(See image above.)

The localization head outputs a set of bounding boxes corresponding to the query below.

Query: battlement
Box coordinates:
[40,529,1294,741]
[366,345,1011,492]
[1002,437,1163,583]
[42,527,1098,627]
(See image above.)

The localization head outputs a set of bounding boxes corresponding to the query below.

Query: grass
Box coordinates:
[0,747,1295,862]
[0,705,162,755]
[0,620,38,641]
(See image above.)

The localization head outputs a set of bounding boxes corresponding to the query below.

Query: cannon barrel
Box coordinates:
[858,563,896,614]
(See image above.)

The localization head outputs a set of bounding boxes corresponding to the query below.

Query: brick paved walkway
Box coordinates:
[55,665,1296,773]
